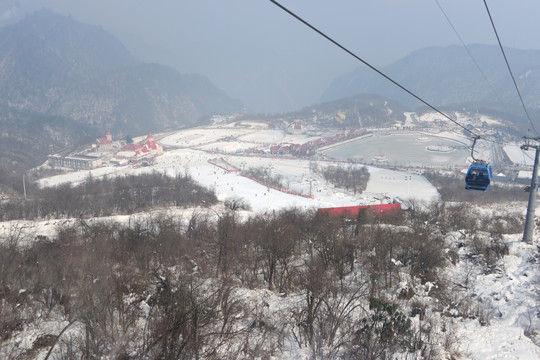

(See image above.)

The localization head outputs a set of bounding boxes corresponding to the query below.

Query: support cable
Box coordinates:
[434,0,508,110]
[269,0,477,137]
[483,0,538,136]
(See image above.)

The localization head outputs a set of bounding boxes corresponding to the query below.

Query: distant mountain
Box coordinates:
[0,9,242,135]
[321,45,540,115]
[0,105,100,192]
[294,94,409,128]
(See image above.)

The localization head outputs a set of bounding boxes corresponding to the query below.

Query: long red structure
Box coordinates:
[318,203,402,219]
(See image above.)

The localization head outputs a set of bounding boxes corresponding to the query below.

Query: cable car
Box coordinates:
[465,162,492,191]
[464,136,492,191]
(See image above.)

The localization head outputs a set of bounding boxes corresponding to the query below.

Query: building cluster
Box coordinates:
[113,132,163,164]
[48,132,163,170]
[270,128,368,157]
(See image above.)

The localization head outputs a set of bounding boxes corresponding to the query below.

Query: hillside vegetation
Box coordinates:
[1,173,217,221]
[1,197,532,359]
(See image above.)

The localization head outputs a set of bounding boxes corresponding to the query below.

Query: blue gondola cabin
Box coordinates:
[465,163,492,191]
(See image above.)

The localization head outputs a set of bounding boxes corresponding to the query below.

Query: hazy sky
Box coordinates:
[2,0,540,113]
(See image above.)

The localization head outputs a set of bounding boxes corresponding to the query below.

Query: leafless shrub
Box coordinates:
[243,167,287,190]
[238,305,285,360]
[290,254,370,359]
[224,197,251,211]
[249,210,304,291]
[425,171,527,204]
[2,172,218,221]
[343,297,413,360]
[440,203,476,232]
[316,164,370,195]
[470,232,508,272]
[482,213,524,235]
[140,272,246,360]
[290,257,329,348]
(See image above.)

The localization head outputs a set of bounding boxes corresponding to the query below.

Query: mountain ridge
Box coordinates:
[0,9,242,188]
[321,44,540,114]
[0,9,242,135]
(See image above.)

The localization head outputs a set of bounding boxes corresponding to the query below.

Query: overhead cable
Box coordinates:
[482,0,538,136]
[434,0,508,110]
[268,0,478,137]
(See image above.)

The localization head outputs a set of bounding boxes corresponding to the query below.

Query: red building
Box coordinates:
[318,203,402,219]
[115,132,163,160]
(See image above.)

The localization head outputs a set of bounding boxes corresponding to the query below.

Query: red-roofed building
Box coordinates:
[143,133,163,153]
[120,143,142,152]
[115,132,163,160]
[96,131,113,150]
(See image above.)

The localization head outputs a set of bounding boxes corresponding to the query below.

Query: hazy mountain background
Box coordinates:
[322,44,540,122]
[2,1,540,114]
[290,94,410,129]
[0,106,99,180]
[0,10,242,135]
[0,10,242,189]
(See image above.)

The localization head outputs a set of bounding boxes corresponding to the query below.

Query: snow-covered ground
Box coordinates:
[6,124,442,247]
[3,122,540,359]
[452,233,540,359]
[37,125,441,216]
[504,144,536,166]
[417,111,504,128]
